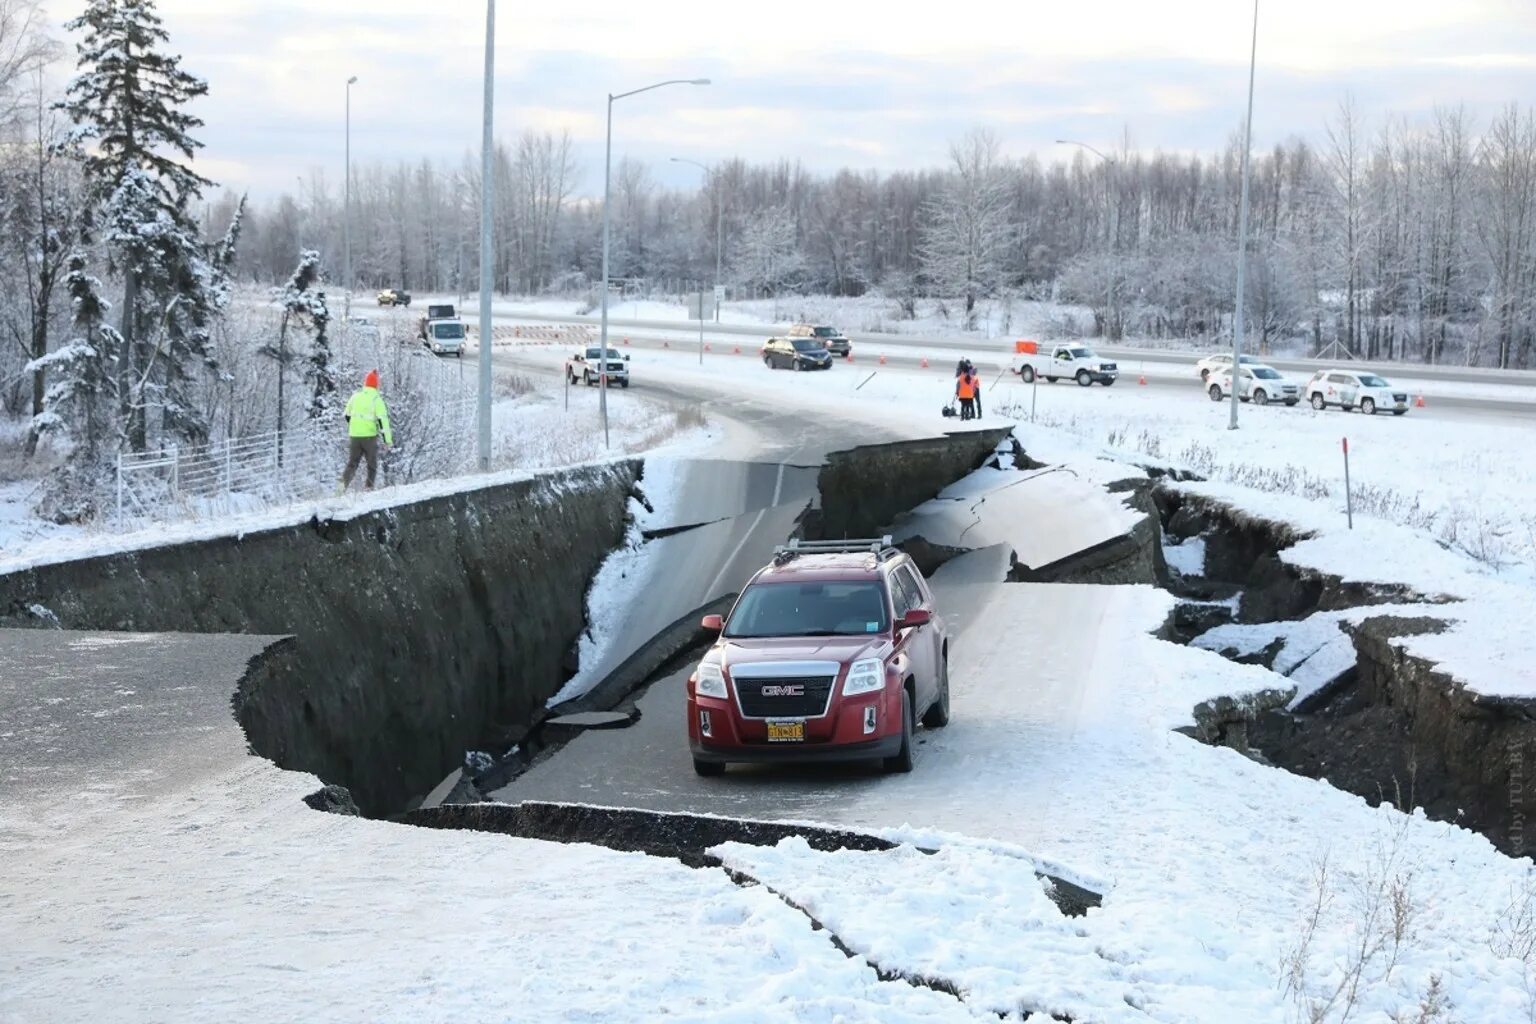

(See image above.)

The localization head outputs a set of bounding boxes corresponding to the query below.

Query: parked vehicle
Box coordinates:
[377,289,412,308]
[1305,370,1410,416]
[787,323,852,358]
[763,336,834,371]
[567,346,631,388]
[421,317,466,357]
[1195,352,1263,381]
[687,537,950,776]
[1206,364,1301,406]
[1010,341,1118,386]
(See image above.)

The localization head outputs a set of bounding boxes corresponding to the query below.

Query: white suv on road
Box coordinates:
[1207,364,1301,406]
[1196,352,1264,381]
[1305,371,1410,416]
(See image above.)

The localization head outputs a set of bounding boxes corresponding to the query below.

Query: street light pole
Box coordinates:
[1230,0,1260,431]
[1057,139,1118,341]
[476,0,495,470]
[345,76,356,323]
[599,78,711,447]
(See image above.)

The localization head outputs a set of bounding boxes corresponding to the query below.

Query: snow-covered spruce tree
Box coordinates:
[269,250,335,422]
[59,0,218,452]
[29,254,122,520]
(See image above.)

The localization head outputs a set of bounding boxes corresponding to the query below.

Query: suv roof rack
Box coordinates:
[772,536,899,564]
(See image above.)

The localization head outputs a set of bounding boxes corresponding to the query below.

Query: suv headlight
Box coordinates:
[843,658,885,697]
[696,662,728,699]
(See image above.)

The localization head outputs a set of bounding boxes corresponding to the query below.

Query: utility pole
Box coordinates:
[477,0,495,469]
[344,76,357,322]
[1231,0,1259,431]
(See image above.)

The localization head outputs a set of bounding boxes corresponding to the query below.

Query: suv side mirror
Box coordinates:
[701,614,724,632]
[624,354,631,361]
[898,608,931,630]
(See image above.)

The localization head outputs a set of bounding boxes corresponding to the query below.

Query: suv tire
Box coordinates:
[883,689,914,774]
[1020,365,1036,383]
[1310,392,1326,410]
[1208,384,1223,402]
[1362,398,1376,415]
[922,657,950,729]
[1253,389,1269,406]
[693,758,725,777]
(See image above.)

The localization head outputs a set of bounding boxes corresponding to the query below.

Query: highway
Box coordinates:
[469,303,1536,390]
[479,317,1536,421]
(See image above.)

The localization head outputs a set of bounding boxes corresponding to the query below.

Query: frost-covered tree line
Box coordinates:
[0,0,342,520]
[237,103,1536,367]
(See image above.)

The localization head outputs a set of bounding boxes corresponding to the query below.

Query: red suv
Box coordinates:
[687,537,951,776]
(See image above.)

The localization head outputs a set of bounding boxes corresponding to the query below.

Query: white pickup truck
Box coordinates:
[1010,341,1119,387]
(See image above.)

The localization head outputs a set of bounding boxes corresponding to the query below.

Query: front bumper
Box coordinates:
[1091,370,1119,383]
[690,733,901,764]
[688,684,901,763]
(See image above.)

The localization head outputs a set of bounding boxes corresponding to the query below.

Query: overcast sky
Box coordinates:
[53,0,1536,199]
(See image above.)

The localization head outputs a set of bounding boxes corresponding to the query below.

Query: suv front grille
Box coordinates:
[735,675,836,718]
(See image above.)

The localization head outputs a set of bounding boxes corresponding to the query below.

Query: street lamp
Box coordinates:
[1057,139,1119,342]
[344,75,357,322]
[1229,0,1260,431]
[599,77,711,447]
[477,2,495,470]
[670,156,723,324]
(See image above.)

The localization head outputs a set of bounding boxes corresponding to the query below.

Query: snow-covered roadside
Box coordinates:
[0,375,719,575]
[0,749,978,1023]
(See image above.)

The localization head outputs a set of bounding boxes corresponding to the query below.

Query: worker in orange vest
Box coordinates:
[956,368,978,421]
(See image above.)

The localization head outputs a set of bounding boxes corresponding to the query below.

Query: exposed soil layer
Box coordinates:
[1157,487,1536,857]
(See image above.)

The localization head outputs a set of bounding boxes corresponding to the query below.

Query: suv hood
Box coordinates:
[716,635,884,670]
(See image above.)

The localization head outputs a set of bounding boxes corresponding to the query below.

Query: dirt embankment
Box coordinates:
[1157,487,1536,857]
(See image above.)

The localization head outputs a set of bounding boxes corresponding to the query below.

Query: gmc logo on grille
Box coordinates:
[760,684,805,697]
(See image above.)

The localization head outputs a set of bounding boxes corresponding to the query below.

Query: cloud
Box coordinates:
[47,0,1536,198]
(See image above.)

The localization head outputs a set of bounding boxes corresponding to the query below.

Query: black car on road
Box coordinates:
[763,336,833,371]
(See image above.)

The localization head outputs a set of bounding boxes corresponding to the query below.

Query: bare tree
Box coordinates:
[1475,104,1536,369]
[919,129,1015,329]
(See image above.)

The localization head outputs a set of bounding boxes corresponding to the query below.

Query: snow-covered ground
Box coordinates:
[0,370,718,573]
[0,736,978,1023]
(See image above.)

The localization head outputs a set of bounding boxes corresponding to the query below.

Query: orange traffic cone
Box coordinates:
[623,336,630,346]
[878,353,887,365]
[920,357,929,369]
[1139,374,1147,386]
[704,342,712,353]
[733,345,741,355]
[1415,393,1426,408]
[847,352,855,364]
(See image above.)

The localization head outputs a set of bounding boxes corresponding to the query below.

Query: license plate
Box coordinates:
[766,719,805,743]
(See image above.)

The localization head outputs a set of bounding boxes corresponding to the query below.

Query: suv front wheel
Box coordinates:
[921,657,950,728]
[883,688,914,773]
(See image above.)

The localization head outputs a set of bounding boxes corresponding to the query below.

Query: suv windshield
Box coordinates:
[813,326,837,337]
[791,339,823,352]
[1359,374,1390,387]
[1253,367,1282,380]
[725,581,889,638]
[432,323,464,339]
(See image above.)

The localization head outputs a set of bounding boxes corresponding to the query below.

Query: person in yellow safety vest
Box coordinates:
[340,369,393,491]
